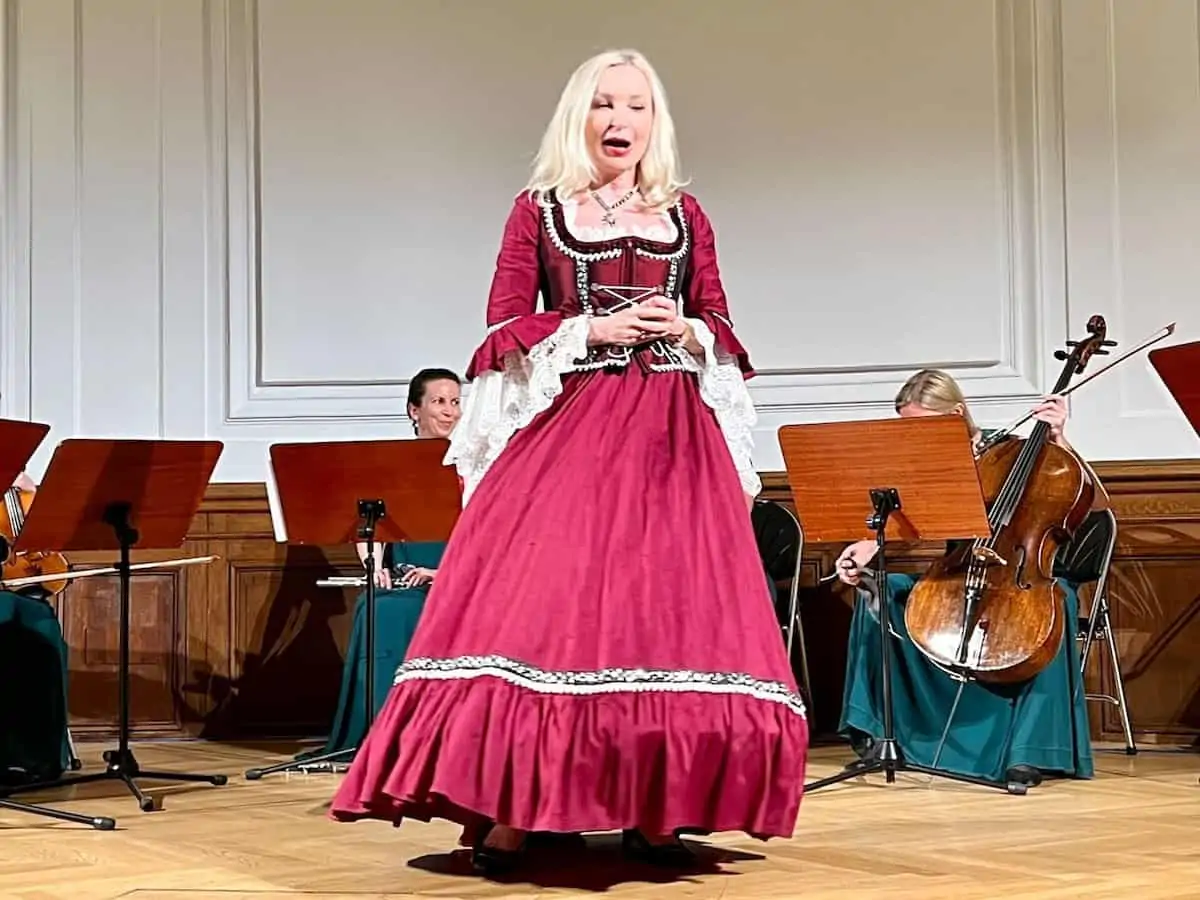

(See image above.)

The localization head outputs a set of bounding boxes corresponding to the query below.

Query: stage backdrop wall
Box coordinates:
[2,0,1198,479]
[2,0,1199,745]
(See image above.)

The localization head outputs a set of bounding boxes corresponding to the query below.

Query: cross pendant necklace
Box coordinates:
[591,187,637,227]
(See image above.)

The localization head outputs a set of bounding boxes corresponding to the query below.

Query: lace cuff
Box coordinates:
[678,318,762,498]
[445,315,591,502]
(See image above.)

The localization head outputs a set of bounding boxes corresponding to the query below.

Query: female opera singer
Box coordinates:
[835,369,1095,787]
[329,48,808,872]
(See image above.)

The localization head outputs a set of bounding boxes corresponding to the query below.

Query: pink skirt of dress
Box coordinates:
[329,366,808,839]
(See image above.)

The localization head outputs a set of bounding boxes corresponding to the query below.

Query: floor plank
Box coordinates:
[0,741,1196,899]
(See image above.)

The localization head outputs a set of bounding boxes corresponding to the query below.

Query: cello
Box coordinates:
[1,485,71,596]
[902,316,1115,685]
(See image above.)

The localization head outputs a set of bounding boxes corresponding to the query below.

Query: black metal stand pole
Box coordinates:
[245,499,386,779]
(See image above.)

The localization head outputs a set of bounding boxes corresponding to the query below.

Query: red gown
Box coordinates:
[329,191,808,840]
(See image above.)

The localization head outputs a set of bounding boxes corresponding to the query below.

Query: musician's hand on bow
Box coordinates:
[834,540,879,586]
[11,471,36,492]
[399,566,436,589]
[373,567,393,590]
[1032,394,1068,444]
[587,300,674,347]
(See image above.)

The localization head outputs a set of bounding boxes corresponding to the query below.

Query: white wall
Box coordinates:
[1,0,1197,482]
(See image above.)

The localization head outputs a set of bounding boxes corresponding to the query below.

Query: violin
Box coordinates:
[902,315,1116,685]
[1,485,71,596]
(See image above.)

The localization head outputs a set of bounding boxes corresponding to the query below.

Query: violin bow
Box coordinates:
[977,321,1176,453]
[0,555,218,589]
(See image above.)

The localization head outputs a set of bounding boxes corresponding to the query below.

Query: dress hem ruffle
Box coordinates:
[328,673,806,840]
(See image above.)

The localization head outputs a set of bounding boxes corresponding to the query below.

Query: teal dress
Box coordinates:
[0,590,71,782]
[840,572,1094,782]
[309,541,446,757]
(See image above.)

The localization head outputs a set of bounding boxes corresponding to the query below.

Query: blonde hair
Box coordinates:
[894,369,979,435]
[526,49,688,211]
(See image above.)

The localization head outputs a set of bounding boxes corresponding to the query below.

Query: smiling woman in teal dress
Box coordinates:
[834,369,1097,788]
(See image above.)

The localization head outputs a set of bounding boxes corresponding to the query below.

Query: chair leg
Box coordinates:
[792,608,814,722]
[783,576,814,722]
[1098,603,1137,755]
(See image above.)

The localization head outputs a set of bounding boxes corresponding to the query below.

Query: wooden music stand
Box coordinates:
[243,438,461,780]
[778,416,1019,794]
[1149,340,1200,438]
[7,439,226,814]
[0,418,50,561]
[1148,340,1200,784]
[0,420,117,830]
[0,417,50,491]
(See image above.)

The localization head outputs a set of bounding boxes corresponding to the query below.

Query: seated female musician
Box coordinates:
[835,369,1095,787]
[317,369,462,756]
[0,471,73,784]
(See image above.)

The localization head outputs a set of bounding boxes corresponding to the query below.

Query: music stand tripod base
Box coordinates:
[5,440,229,813]
[0,797,117,829]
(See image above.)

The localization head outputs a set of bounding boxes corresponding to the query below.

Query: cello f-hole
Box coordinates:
[1013,546,1032,590]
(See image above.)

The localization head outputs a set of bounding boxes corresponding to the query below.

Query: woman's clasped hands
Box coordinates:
[586,295,701,355]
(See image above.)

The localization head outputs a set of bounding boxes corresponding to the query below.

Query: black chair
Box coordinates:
[751,499,813,717]
[1052,507,1136,754]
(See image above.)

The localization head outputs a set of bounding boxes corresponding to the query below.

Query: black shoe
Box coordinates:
[471,822,526,876]
[1005,764,1043,787]
[621,829,696,867]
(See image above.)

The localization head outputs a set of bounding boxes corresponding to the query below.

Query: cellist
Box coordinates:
[834,369,1095,788]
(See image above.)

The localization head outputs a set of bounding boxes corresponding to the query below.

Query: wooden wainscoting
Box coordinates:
[45,461,1200,745]
[49,484,366,741]
[761,459,1200,744]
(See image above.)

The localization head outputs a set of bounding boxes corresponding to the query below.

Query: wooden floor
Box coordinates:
[1,741,1198,899]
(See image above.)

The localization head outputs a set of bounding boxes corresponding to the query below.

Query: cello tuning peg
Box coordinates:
[1102,339,1118,347]
[1053,349,1069,361]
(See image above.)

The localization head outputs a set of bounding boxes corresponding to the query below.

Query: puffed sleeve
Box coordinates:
[680,194,754,378]
[674,193,761,499]
[445,193,592,503]
[465,195,567,379]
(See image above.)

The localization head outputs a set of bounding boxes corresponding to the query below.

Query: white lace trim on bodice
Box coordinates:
[444,316,761,503]
[560,198,678,244]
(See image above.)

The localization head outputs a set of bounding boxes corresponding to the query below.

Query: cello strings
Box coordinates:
[956,421,1051,669]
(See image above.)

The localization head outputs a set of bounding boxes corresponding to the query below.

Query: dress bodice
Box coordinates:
[533,195,693,372]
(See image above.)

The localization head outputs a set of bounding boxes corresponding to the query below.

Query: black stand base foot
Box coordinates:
[804,739,1027,795]
[0,797,116,829]
[244,746,354,781]
[17,748,227,813]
